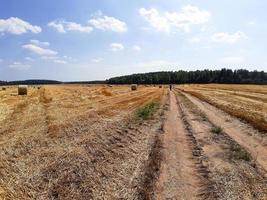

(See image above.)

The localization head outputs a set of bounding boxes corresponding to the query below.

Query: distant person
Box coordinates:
[169,85,172,90]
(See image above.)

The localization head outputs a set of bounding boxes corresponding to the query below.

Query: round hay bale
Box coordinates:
[18,85,28,95]
[101,88,112,96]
[131,84,137,91]
[2,87,6,91]
[159,85,162,88]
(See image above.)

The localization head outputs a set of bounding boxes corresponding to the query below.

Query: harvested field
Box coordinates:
[0,85,167,199]
[1,84,267,200]
[177,84,267,132]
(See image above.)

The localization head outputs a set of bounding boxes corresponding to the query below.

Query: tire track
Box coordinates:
[182,92,267,174]
[176,93,218,200]
[177,91,267,199]
[156,91,216,200]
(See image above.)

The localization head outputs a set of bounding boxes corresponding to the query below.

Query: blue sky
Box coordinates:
[0,0,266,81]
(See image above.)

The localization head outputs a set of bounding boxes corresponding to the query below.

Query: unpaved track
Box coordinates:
[177,91,267,199]
[183,92,267,174]
[156,91,200,200]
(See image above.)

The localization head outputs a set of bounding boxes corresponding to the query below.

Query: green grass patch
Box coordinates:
[200,112,207,121]
[229,144,251,161]
[137,102,160,120]
[210,126,223,134]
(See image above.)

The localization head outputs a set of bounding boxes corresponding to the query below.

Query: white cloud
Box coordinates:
[139,8,170,32]
[9,62,30,70]
[48,21,65,33]
[91,57,103,63]
[188,37,200,44]
[42,56,69,64]
[22,44,58,56]
[0,17,41,35]
[48,15,127,33]
[25,57,34,61]
[30,39,50,47]
[23,41,69,63]
[66,22,93,33]
[89,15,127,32]
[211,31,247,44]
[54,59,67,64]
[48,20,93,33]
[221,56,245,64]
[132,45,141,51]
[139,6,210,32]
[110,43,124,51]
[165,5,211,32]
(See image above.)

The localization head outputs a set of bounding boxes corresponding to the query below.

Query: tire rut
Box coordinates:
[182,92,267,174]
[176,91,267,200]
[176,93,218,200]
[156,91,216,200]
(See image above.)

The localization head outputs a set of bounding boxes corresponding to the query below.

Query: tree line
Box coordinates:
[0,79,61,86]
[107,69,267,84]
[1,69,266,85]
[0,79,106,86]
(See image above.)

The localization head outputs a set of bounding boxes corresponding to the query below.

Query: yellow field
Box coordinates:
[177,84,267,131]
[1,84,267,199]
[0,85,167,199]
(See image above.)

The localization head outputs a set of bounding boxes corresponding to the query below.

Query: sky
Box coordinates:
[0,0,266,81]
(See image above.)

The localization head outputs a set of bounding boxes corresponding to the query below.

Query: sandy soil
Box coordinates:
[156,91,200,200]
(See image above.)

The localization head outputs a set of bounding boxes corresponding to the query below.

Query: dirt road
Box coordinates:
[155,90,267,200]
[156,91,200,200]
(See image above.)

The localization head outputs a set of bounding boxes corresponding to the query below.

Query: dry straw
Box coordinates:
[131,84,137,91]
[18,85,28,95]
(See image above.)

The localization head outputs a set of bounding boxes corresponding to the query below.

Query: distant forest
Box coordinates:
[0,79,61,86]
[0,79,105,86]
[107,69,267,84]
[1,69,266,85]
